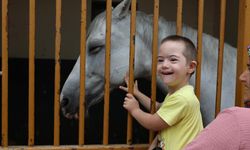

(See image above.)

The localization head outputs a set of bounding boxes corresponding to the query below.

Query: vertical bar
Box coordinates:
[215,0,226,116]
[103,0,112,145]
[149,0,159,143]
[54,0,62,145]
[176,0,183,35]
[28,0,35,146]
[127,0,137,145]
[236,0,250,107]
[79,0,87,145]
[195,0,204,99]
[1,0,8,147]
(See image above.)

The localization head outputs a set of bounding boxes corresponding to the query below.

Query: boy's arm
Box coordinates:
[119,73,161,111]
[124,93,168,131]
[133,87,161,111]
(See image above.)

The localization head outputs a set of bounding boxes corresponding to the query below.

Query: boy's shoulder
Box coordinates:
[170,85,199,104]
[174,85,195,97]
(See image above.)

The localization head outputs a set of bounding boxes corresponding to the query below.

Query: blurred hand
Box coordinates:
[123,93,139,113]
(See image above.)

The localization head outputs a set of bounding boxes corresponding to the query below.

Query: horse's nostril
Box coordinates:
[61,98,69,107]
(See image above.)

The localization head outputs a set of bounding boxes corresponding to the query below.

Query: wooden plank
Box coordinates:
[79,0,87,145]
[1,0,9,147]
[3,144,149,150]
[54,0,62,145]
[176,0,183,35]
[127,0,137,145]
[103,0,112,145]
[195,0,204,99]
[149,0,159,143]
[28,0,36,146]
[215,0,226,116]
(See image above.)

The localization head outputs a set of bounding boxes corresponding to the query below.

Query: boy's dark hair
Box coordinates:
[161,35,197,63]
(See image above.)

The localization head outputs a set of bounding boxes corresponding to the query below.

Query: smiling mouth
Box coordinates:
[161,72,173,75]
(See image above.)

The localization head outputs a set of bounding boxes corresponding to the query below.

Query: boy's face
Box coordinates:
[157,41,195,89]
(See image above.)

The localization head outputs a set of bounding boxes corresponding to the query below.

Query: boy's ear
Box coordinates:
[188,61,197,74]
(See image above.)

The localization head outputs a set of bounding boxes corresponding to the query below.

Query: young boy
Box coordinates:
[119,35,203,150]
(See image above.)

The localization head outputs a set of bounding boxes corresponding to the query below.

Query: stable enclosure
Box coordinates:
[1,0,250,149]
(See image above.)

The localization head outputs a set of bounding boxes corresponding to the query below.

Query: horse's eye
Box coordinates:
[89,46,102,54]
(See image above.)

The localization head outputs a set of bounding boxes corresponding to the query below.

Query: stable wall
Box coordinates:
[1,0,238,59]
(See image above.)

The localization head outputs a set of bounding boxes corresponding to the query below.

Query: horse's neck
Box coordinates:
[158,19,177,40]
[136,13,178,50]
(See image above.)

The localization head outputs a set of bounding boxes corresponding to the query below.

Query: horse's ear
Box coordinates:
[113,0,131,19]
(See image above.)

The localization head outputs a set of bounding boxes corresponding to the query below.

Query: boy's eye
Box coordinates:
[157,58,164,63]
[170,58,178,62]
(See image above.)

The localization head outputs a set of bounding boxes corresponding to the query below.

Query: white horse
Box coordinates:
[60,0,236,126]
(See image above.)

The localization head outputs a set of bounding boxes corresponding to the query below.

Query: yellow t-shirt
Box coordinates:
[157,85,203,150]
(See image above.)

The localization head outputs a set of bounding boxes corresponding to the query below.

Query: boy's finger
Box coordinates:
[126,93,132,96]
[125,77,129,85]
[119,86,128,92]
[119,86,123,89]
[126,93,134,98]
[135,80,138,86]
[124,72,129,83]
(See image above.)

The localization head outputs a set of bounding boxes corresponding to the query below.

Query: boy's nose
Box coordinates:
[162,60,170,68]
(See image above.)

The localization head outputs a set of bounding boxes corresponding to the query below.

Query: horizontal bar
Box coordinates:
[1,144,149,150]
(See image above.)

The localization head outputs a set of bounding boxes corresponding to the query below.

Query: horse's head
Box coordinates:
[60,0,155,118]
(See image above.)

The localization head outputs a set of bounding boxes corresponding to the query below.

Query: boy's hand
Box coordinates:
[119,72,139,93]
[119,80,138,93]
[123,93,139,113]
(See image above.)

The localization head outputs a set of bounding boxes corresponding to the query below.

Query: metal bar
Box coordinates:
[127,0,137,145]
[236,0,250,106]
[1,0,8,147]
[149,0,159,143]
[28,0,36,146]
[79,0,87,145]
[54,0,62,145]
[176,0,183,35]
[195,0,204,99]
[103,0,112,145]
[215,0,226,116]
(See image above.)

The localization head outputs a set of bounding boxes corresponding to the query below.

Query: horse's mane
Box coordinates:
[135,11,177,49]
